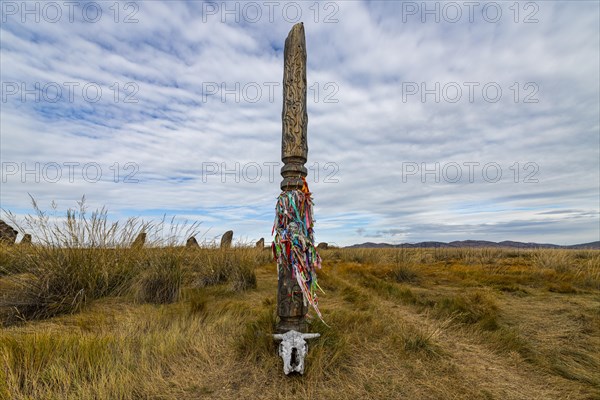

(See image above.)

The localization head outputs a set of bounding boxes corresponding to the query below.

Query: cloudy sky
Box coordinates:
[1,1,599,246]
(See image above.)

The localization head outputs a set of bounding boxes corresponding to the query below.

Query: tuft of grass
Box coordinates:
[477,248,502,267]
[573,253,600,290]
[236,308,277,362]
[132,252,183,304]
[306,315,351,376]
[340,285,372,310]
[390,264,420,284]
[550,348,600,387]
[434,291,499,331]
[355,273,421,305]
[484,325,538,364]
[497,284,530,296]
[190,248,260,292]
[329,248,387,265]
[547,282,577,294]
[230,265,258,292]
[398,325,443,358]
[185,289,208,317]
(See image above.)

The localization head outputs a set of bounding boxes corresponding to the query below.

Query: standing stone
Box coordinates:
[0,220,18,245]
[186,236,199,248]
[317,242,328,250]
[256,238,265,248]
[131,232,146,249]
[21,234,32,245]
[220,230,233,249]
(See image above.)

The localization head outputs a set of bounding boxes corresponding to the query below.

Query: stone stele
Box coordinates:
[0,220,18,245]
[220,230,233,249]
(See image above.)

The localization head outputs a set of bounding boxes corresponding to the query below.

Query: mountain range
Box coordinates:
[345,240,600,249]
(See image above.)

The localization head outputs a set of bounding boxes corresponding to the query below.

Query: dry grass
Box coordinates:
[0,212,598,400]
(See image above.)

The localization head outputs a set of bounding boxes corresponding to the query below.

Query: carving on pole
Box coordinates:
[281,22,308,192]
[272,23,323,375]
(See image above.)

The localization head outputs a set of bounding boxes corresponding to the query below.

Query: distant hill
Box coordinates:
[346,240,600,250]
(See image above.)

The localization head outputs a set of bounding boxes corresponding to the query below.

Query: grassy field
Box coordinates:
[1,242,599,399]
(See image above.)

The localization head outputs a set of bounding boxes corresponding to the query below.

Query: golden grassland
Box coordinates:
[0,244,599,400]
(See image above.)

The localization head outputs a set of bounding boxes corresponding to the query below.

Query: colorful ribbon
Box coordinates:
[272,177,325,323]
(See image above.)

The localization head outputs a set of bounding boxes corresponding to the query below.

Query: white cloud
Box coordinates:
[1,0,598,246]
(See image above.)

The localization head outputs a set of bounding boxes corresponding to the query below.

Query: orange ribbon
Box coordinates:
[301,176,310,194]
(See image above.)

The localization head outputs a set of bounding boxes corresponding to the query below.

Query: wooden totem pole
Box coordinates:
[272,22,322,375]
[272,22,323,335]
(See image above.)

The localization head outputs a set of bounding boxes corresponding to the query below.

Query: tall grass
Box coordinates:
[189,248,266,291]
[0,246,150,324]
[433,291,499,331]
[132,252,183,304]
[0,237,598,399]
[0,306,205,399]
[0,200,264,325]
[323,247,599,291]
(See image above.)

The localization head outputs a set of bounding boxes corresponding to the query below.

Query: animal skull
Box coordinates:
[273,330,320,375]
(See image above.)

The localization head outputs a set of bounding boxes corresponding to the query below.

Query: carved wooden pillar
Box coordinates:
[276,22,309,333]
[281,22,308,193]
